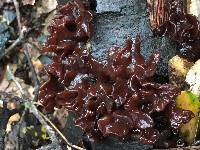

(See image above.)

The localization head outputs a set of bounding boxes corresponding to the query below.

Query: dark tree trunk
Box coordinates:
[91,0,176,77]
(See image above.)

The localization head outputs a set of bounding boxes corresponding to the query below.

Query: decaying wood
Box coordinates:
[168,55,194,90]
[187,0,200,20]
[147,0,169,30]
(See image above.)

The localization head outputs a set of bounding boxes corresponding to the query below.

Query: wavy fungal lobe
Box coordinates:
[39,0,194,148]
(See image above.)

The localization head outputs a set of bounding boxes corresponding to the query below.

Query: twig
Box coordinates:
[28,102,62,150]
[24,44,40,89]
[0,98,59,150]
[27,41,42,52]
[13,0,39,88]
[0,0,25,61]
[3,27,26,60]
[2,0,47,61]
[6,60,85,150]
[6,65,24,97]
[3,68,62,149]
[2,0,44,60]
[13,0,40,90]
[39,111,86,150]
[13,0,22,34]
[0,100,3,108]
[4,81,12,91]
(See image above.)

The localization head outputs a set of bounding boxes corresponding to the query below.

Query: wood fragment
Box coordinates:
[168,55,194,90]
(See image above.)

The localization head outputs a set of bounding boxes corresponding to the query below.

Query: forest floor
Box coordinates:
[0,0,83,150]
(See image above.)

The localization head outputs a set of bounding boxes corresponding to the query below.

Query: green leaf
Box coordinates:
[186,91,200,106]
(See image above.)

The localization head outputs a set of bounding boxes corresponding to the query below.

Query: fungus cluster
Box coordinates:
[148,0,200,61]
[38,0,194,147]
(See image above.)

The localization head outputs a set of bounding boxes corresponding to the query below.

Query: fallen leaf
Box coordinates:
[37,33,48,44]
[7,101,17,110]
[36,0,58,15]
[2,10,16,25]
[6,64,17,81]
[0,0,12,9]
[0,22,10,59]
[0,62,6,84]
[8,113,20,123]
[53,107,69,128]
[22,0,36,5]
[0,65,10,90]
[41,9,57,35]
[37,55,52,65]
[0,22,9,33]
[6,113,21,133]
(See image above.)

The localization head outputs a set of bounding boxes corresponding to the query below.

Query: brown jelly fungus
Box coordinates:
[147,0,200,61]
[39,0,194,147]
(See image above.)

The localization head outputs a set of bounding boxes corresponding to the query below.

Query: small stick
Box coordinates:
[13,0,22,34]
[3,68,62,149]
[6,65,24,96]
[1,0,26,60]
[0,99,3,108]
[28,102,62,149]
[39,111,86,150]
[24,44,40,89]
[3,27,26,60]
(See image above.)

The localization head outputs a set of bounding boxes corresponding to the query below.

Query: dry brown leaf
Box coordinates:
[32,59,43,73]
[0,78,10,91]
[22,0,36,5]
[0,0,12,8]
[6,113,21,133]
[36,0,58,15]
[7,101,17,110]
[53,107,69,128]
[3,77,34,98]
[0,64,6,84]
[8,113,20,123]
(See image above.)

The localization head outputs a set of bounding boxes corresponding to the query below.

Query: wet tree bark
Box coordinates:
[91,0,176,77]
